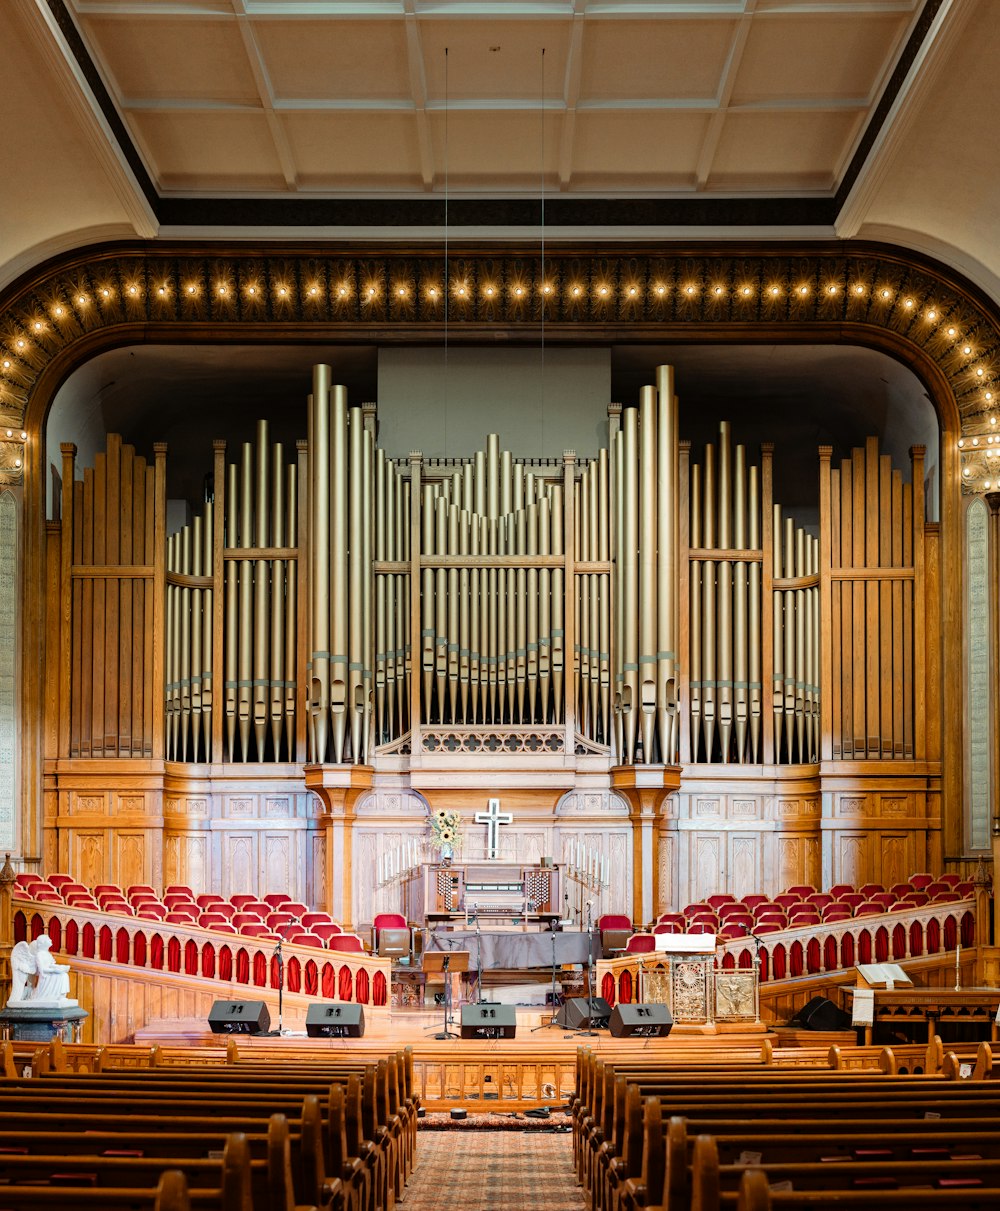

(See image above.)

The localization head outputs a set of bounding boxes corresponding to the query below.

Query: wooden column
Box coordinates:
[986,492,1000,947]
[611,764,680,924]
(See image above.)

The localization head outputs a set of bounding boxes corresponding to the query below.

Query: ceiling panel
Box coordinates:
[282,112,424,188]
[730,12,910,105]
[427,109,563,187]
[131,112,286,190]
[254,19,413,102]
[570,110,710,188]
[709,110,864,189]
[80,15,259,105]
[579,17,739,101]
[420,20,571,101]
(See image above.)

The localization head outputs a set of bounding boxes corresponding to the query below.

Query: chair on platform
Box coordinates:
[788,910,821,926]
[33,891,65,905]
[239,923,275,939]
[597,913,632,952]
[938,872,962,887]
[624,933,656,954]
[838,892,865,910]
[373,912,410,957]
[283,902,309,919]
[871,892,895,910]
[889,882,912,898]
[199,913,228,929]
[957,880,974,896]
[301,911,335,928]
[196,894,225,909]
[94,884,123,897]
[165,910,198,925]
[717,902,748,920]
[66,892,100,909]
[164,884,194,898]
[267,912,296,931]
[822,906,853,923]
[47,873,75,890]
[903,890,930,906]
[327,933,365,954]
[752,922,783,935]
[230,894,257,910]
[688,921,717,935]
[908,872,934,889]
[653,921,682,935]
[740,894,769,910]
[212,902,236,920]
[719,922,749,941]
[135,903,167,921]
[855,901,883,917]
[164,893,196,909]
[233,912,265,930]
[127,884,156,898]
[784,884,815,897]
[706,893,736,910]
[806,892,835,908]
[656,912,686,929]
[263,893,292,908]
[859,883,885,897]
[828,884,854,898]
[774,893,798,909]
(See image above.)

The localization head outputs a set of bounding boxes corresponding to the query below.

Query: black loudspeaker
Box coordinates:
[460,1003,516,1039]
[609,1003,673,1039]
[305,1002,365,1038]
[796,995,852,1031]
[208,999,270,1035]
[555,996,612,1030]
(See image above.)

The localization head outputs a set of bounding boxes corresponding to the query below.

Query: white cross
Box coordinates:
[475,798,512,860]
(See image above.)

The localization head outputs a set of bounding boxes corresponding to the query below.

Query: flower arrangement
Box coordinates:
[429,808,461,855]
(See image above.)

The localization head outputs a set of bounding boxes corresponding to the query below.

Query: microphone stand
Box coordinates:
[531,918,564,1032]
[434,953,459,1040]
[273,937,284,1036]
[577,901,599,1037]
[474,914,484,1005]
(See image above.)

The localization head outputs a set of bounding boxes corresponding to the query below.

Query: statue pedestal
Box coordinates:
[0,1004,88,1043]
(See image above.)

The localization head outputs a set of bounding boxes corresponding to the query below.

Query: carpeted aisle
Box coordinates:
[403,1129,585,1210]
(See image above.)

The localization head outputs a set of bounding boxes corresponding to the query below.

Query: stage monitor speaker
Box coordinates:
[460,1003,516,1039]
[555,996,612,1030]
[207,999,270,1035]
[305,1002,365,1038]
[609,1003,673,1038]
[796,995,852,1032]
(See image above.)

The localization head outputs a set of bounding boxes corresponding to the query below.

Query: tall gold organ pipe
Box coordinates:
[598,448,611,745]
[689,461,702,759]
[284,460,296,757]
[309,365,331,762]
[166,533,177,758]
[551,482,564,725]
[421,483,435,720]
[448,502,460,723]
[363,426,374,761]
[772,503,784,762]
[577,470,590,735]
[224,461,239,760]
[180,524,191,761]
[588,459,600,740]
[384,456,396,742]
[701,443,716,762]
[348,408,364,761]
[459,507,471,723]
[539,494,552,724]
[733,440,748,763]
[270,445,285,759]
[516,505,528,722]
[638,387,657,762]
[622,407,639,762]
[201,501,214,762]
[656,366,678,765]
[237,441,254,760]
[435,495,448,719]
[784,516,796,760]
[717,422,733,762]
[613,430,624,758]
[330,383,349,764]
[748,465,761,763]
[253,420,269,760]
[375,451,387,745]
[526,500,539,724]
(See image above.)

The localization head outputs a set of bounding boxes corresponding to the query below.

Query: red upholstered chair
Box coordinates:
[718,902,748,920]
[719,922,749,940]
[653,921,682,935]
[47,873,75,889]
[127,884,156,898]
[656,912,686,929]
[165,893,196,910]
[753,922,782,935]
[754,912,787,929]
[908,872,934,889]
[278,923,303,940]
[327,934,365,954]
[624,933,656,954]
[373,912,409,955]
[283,903,309,919]
[213,922,238,935]
[199,913,228,929]
[267,912,296,931]
[196,894,225,909]
[164,885,194,898]
[99,898,133,915]
[956,881,974,896]
[706,894,736,910]
[903,891,930,906]
[859,883,885,897]
[230,894,257,909]
[681,904,709,918]
[301,912,335,928]
[263,893,292,908]
[740,894,768,910]
[785,885,815,897]
[233,913,264,930]
[94,884,123,897]
[871,892,895,910]
[165,910,198,925]
[925,881,950,897]
[855,902,883,917]
[721,912,753,930]
[212,902,236,920]
[828,884,854,897]
[60,882,89,897]
[34,891,64,905]
[807,893,834,908]
[933,889,961,903]
[822,906,853,923]
[838,893,865,910]
[597,913,632,931]
[938,873,962,887]
[889,883,911,898]
[688,921,717,935]
[289,932,326,948]
[14,872,44,889]
[774,893,798,909]
[788,910,821,925]
[243,901,270,918]
[66,892,100,909]
[136,903,167,920]
[239,923,275,939]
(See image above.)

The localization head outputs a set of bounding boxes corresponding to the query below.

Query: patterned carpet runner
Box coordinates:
[404,1128,585,1210]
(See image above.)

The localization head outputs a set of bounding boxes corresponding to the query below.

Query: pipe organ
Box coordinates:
[47,363,939,907]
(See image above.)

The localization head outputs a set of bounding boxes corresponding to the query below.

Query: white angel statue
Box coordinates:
[7,935,76,1007]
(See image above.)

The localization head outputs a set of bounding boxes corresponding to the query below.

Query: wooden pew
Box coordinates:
[735,1166,1000,1210]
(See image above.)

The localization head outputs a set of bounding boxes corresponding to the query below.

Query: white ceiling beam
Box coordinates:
[693,0,756,190]
[403,0,436,189]
[229,0,299,190]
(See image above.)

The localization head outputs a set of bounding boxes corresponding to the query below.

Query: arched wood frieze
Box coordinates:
[0,240,996,485]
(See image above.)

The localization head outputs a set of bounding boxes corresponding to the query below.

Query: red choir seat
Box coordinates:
[838,893,865,910]
[822,906,853,923]
[774,893,798,909]
[263,893,292,908]
[266,913,296,930]
[127,884,156,897]
[164,893,196,909]
[301,912,335,928]
[327,933,365,954]
[47,873,75,889]
[859,883,885,897]
[903,891,930,906]
[784,885,815,897]
[706,893,736,909]
[653,921,682,934]
[889,883,911,898]
[828,884,854,897]
[289,932,326,948]
[212,902,236,920]
[718,902,748,920]
[165,910,198,925]
[624,933,656,954]
[806,893,834,908]
[688,921,717,935]
[233,913,264,930]
[66,893,100,909]
[198,913,228,929]
[34,891,64,905]
[14,872,44,889]
[719,922,749,940]
[656,913,685,928]
[231,894,258,909]
[740,894,768,910]
[136,903,167,920]
[908,872,934,889]
[196,894,225,909]
[283,903,310,919]
[938,873,962,887]
[871,893,895,910]
[239,923,274,939]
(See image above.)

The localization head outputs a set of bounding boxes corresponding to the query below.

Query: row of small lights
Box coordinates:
[3,427,28,471]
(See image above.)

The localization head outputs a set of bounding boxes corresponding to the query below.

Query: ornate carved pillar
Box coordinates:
[304,764,373,929]
[611,764,681,924]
